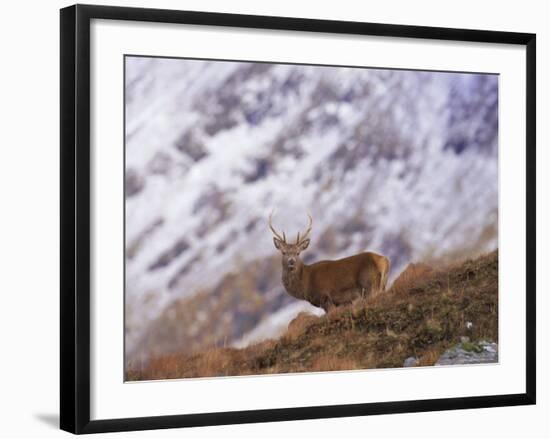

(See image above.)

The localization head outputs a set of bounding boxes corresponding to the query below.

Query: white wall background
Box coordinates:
[0,0,546,438]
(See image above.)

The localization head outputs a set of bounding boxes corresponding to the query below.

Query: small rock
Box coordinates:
[460,336,470,343]
[403,356,419,367]
[447,350,458,359]
[436,341,498,366]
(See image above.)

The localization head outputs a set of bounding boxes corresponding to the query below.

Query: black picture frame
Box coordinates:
[60,4,536,434]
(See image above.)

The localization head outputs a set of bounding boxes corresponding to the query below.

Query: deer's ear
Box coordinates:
[273,237,283,250]
[298,239,310,251]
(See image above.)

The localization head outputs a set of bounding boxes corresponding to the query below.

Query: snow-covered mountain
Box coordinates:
[124,57,498,364]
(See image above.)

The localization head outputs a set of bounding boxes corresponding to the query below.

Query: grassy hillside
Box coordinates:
[126,250,498,381]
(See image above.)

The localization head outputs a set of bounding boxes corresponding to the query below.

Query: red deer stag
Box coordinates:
[269,212,390,312]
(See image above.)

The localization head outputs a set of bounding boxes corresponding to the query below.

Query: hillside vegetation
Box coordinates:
[126,250,498,381]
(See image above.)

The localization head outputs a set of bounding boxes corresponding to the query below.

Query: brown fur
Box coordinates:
[280,251,390,312]
[269,213,390,312]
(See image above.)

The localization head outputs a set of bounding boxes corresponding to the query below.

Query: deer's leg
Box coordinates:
[374,274,381,296]
[321,295,335,313]
[359,276,373,299]
[374,257,390,294]
[386,259,391,290]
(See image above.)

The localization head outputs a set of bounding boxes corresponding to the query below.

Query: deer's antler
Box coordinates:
[268,210,286,243]
[296,213,313,244]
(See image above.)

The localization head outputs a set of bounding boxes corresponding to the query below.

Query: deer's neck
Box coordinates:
[282,263,307,300]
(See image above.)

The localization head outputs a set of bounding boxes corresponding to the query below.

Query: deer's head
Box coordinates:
[269,212,312,272]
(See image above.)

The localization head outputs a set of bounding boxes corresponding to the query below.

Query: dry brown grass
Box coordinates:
[418,347,442,367]
[126,250,498,381]
[309,353,360,372]
[284,312,319,342]
[389,262,434,295]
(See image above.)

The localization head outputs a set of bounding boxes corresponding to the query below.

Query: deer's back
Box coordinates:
[309,251,384,269]
[305,252,383,291]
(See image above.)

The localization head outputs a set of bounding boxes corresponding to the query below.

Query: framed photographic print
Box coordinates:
[60,4,536,434]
